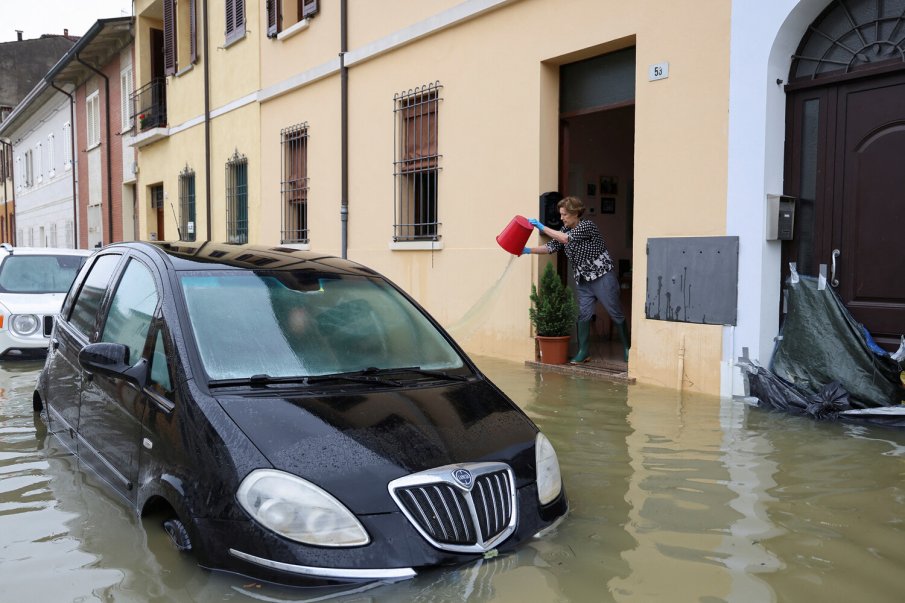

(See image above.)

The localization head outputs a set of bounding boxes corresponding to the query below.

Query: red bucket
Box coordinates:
[496,215,533,255]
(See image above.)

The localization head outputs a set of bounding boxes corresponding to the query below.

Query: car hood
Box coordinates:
[216,379,539,514]
[0,292,66,315]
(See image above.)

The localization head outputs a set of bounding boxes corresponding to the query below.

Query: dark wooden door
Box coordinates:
[786,71,905,348]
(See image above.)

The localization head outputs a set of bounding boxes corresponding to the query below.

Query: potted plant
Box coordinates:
[529,262,578,364]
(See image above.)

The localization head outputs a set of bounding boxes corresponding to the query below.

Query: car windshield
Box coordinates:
[179,270,465,381]
[0,254,88,293]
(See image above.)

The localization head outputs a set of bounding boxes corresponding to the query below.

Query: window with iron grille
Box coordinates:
[225,0,246,45]
[393,82,441,242]
[179,165,196,241]
[280,123,308,243]
[226,151,248,243]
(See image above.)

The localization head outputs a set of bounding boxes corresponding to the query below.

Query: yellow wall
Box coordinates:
[133,0,733,395]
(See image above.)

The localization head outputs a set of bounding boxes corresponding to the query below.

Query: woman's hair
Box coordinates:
[557,196,585,218]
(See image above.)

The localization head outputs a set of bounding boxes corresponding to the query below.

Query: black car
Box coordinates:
[34,241,568,585]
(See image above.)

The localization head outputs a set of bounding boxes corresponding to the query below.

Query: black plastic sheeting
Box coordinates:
[741,274,905,423]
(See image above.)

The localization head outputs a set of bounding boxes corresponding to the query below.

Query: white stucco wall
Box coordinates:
[11,95,77,248]
[725,0,835,396]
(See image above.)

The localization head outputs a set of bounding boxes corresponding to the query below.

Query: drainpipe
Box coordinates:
[1,139,9,243]
[340,0,348,258]
[49,81,79,249]
[203,0,212,242]
[76,53,114,245]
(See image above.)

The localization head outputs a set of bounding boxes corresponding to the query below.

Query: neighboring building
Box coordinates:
[130,0,905,397]
[0,30,78,244]
[0,18,134,250]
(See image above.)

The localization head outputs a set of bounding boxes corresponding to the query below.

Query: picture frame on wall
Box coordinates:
[601,197,616,214]
[600,176,618,195]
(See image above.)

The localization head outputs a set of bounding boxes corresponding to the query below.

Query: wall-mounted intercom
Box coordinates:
[766,194,795,241]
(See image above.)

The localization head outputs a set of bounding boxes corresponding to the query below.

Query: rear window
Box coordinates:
[0,255,89,293]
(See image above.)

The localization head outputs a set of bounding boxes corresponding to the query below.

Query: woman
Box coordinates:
[522,196,629,363]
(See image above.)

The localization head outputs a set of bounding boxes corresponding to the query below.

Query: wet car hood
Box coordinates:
[216,379,539,514]
[0,292,66,315]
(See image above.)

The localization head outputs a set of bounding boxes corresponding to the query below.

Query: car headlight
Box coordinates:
[535,432,562,505]
[10,314,40,336]
[236,469,369,547]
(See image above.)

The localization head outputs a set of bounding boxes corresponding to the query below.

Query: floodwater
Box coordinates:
[2,357,905,602]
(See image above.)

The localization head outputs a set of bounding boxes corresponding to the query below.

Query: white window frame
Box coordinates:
[87,91,101,149]
[16,155,22,191]
[47,133,56,177]
[120,65,134,131]
[24,149,34,187]
[63,122,72,170]
[36,142,43,184]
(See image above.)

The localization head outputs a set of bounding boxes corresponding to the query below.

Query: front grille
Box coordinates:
[389,463,517,554]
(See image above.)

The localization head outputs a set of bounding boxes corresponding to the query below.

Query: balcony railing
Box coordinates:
[131,78,167,132]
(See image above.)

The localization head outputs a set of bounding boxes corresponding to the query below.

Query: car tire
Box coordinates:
[163,517,193,552]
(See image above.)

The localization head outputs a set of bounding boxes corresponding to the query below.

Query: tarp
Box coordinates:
[769,275,904,409]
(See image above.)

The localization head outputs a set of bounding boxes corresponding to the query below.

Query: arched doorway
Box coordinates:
[783,0,905,349]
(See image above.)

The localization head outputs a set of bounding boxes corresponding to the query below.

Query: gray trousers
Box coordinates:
[577,270,625,324]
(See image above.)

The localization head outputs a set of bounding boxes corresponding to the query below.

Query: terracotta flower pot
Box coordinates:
[536,335,571,365]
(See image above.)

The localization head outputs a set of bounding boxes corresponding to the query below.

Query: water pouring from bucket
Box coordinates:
[496,215,533,255]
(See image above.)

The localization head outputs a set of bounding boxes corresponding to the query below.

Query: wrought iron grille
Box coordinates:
[280,123,309,243]
[791,0,905,81]
[393,82,442,242]
[179,165,196,241]
[225,151,248,244]
[388,462,517,554]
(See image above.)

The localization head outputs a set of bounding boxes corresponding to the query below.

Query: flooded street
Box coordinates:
[2,356,905,602]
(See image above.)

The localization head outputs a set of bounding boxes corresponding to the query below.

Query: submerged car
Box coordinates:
[34,241,568,585]
[0,245,93,358]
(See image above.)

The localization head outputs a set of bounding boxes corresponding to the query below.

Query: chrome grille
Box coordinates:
[388,463,517,554]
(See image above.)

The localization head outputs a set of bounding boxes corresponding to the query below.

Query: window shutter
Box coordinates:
[302,0,318,18]
[226,0,234,36]
[235,0,246,36]
[225,0,245,42]
[163,0,176,75]
[190,0,197,63]
[266,0,278,37]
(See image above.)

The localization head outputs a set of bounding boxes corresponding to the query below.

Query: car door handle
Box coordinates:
[831,249,840,287]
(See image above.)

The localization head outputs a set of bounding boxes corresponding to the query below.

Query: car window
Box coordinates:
[0,254,88,293]
[180,270,464,381]
[68,254,122,338]
[148,327,173,397]
[101,260,159,367]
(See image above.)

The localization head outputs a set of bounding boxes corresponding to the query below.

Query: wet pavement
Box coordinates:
[2,356,905,601]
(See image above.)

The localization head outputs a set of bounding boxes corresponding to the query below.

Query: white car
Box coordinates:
[0,245,94,358]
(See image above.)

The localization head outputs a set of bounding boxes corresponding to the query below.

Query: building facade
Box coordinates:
[129,0,905,397]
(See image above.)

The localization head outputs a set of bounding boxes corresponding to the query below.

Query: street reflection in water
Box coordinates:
[2,357,905,601]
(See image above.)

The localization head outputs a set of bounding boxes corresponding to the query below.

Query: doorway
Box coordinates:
[783,2,905,349]
[559,47,636,365]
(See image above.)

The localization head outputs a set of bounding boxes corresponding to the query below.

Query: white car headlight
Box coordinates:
[10,314,40,336]
[535,432,562,505]
[236,469,369,547]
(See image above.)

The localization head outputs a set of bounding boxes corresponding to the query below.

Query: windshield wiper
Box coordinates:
[353,366,470,382]
[208,372,402,388]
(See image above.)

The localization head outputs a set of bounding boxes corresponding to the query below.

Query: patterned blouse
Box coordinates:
[545,219,615,282]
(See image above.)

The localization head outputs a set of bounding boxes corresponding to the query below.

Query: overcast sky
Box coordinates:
[2,1,133,42]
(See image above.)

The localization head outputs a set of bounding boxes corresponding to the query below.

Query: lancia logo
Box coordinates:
[452,468,473,488]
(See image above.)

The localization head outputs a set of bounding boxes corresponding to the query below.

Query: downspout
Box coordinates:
[1,140,9,243]
[49,81,79,249]
[203,0,212,241]
[76,53,114,244]
[340,0,348,258]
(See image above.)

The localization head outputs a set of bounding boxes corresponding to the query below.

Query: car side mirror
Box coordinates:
[78,342,148,386]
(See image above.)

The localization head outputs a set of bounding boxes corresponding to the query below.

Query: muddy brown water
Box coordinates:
[2,357,905,602]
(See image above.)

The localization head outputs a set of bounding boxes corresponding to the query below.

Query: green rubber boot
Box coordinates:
[616,321,630,362]
[570,320,591,364]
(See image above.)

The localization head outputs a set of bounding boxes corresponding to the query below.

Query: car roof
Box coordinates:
[0,246,94,257]
[102,241,383,277]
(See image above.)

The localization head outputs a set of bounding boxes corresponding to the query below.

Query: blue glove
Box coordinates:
[522,247,531,255]
[528,218,544,230]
